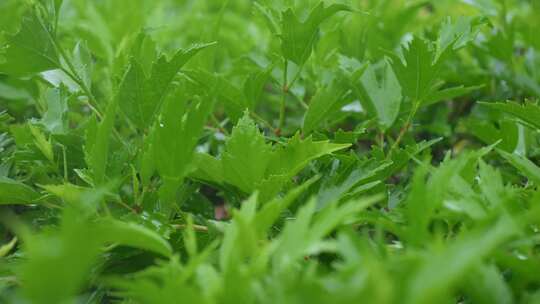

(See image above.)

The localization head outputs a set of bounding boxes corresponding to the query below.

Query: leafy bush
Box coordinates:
[1,0,540,303]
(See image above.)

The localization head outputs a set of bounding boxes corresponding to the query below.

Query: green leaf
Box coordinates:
[84,98,117,185]
[405,216,518,304]
[222,112,273,193]
[39,86,69,134]
[391,36,441,107]
[259,131,349,202]
[254,2,280,35]
[272,194,382,269]
[0,177,40,204]
[98,218,172,257]
[479,101,540,131]
[29,124,54,163]
[255,174,292,204]
[129,32,157,76]
[405,156,470,246]
[18,208,102,304]
[280,2,350,65]
[498,149,540,185]
[219,193,260,273]
[40,182,112,212]
[436,16,485,61]
[316,161,391,210]
[41,183,87,204]
[243,64,273,110]
[194,115,349,198]
[357,59,402,131]
[255,176,319,236]
[391,21,480,111]
[383,138,443,178]
[185,69,246,122]
[0,237,17,257]
[424,85,483,107]
[153,86,215,210]
[463,264,514,304]
[266,133,350,177]
[118,42,215,130]
[477,160,510,209]
[0,11,60,76]
[71,41,93,90]
[37,0,64,26]
[191,152,224,185]
[465,118,518,152]
[154,91,214,180]
[303,75,350,134]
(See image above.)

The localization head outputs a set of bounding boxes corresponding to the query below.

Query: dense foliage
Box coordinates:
[1,0,540,303]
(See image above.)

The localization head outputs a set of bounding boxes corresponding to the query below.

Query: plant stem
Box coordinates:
[387,105,417,159]
[278,59,288,134]
[377,131,385,149]
[51,29,130,150]
[211,114,229,136]
[61,144,68,182]
[37,7,103,119]
[288,62,305,90]
[173,224,209,232]
[56,46,103,116]
[59,67,103,117]
[251,112,276,133]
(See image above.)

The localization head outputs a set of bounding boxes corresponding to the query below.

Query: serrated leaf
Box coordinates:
[191,152,224,185]
[280,2,350,65]
[479,101,540,131]
[463,264,514,304]
[406,216,518,304]
[29,124,54,163]
[357,59,402,131]
[71,41,93,90]
[243,64,273,109]
[0,11,60,76]
[194,115,349,198]
[0,177,40,204]
[154,92,215,181]
[390,18,481,112]
[254,2,280,35]
[266,133,350,177]
[98,218,172,257]
[118,42,215,130]
[436,16,485,62]
[316,161,392,210]
[41,183,87,204]
[40,182,113,213]
[498,149,540,185]
[391,36,441,107]
[154,86,215,210]
[185,69,245,122]
[39,86,69,134]
[255,174,294,205]
[424,85,483,107]
[303,76,350,134]
[272,194,382,268]
[222,112,273,193]
[84,98,117,185]
[130,32,158,76]
[466,118,518,152]
[405,156,470,246]
[18,208,102,304]
[255,176,319,236]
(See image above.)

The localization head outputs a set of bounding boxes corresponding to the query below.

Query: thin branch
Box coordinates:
[278,59,288,134]
[173,224,209,232]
